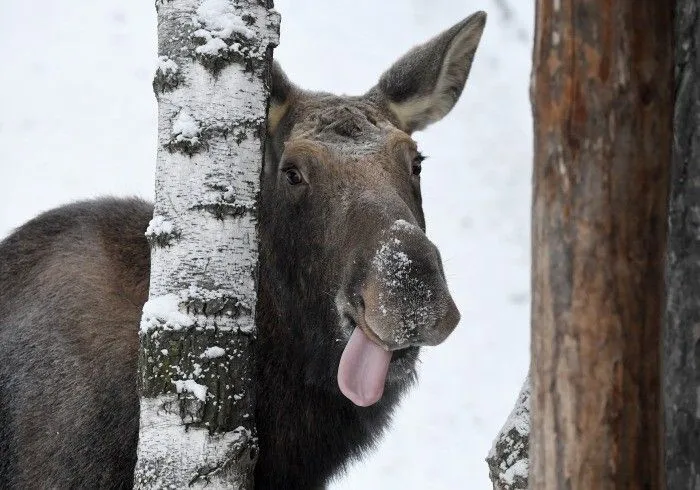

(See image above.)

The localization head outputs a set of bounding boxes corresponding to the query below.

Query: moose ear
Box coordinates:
[268,61,295,134]
[369,11,486,133]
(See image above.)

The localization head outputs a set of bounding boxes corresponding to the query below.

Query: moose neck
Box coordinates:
[254,290,409,490]
[253,220,413,488]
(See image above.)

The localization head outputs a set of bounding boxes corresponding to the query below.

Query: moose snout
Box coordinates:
[418,291,461,346]
[354,220,461,350]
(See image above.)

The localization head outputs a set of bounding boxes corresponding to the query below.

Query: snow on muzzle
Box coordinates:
[338,220,460,407]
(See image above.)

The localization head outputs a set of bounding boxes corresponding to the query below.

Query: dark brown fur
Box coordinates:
[0,13,486,489]
[0,199,149,488]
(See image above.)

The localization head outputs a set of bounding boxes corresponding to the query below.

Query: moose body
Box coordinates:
[0,13,485,489]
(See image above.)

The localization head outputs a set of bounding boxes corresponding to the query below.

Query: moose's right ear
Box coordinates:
[268,61,294,134]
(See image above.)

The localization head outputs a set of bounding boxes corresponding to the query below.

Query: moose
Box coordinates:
[0,12,486,489]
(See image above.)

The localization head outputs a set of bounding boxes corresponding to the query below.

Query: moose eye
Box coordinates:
[412,154,426,176]
[284,167,304,185]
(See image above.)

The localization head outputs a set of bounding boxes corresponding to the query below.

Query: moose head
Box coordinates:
[258,12,486,408]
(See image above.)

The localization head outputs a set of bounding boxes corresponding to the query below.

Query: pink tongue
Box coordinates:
[338,327,392,407]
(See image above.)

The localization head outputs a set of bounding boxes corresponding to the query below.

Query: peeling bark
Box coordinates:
[133,0,280,488]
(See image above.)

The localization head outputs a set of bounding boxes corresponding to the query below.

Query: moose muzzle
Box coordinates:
[337,219,460,406]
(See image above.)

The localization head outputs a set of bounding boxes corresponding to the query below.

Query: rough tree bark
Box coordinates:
[133,0,279,488]
[488,1,673,489]
[529,0,672,487]
[487,375,530,489]
[666,0,700,487]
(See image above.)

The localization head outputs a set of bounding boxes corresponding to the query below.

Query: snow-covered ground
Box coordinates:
[0,1,533,488]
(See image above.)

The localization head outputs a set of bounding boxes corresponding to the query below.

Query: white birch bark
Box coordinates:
[134,0,280,488]
[486,376,530,490]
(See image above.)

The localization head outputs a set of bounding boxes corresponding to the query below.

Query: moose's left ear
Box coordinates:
[368,11,486,133]
[268,61,295,134]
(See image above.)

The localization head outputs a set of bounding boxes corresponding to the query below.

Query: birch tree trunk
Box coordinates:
[488,1,673,489]
[666,0,700,486]
[486,376,530,489]
[133,1,279,487]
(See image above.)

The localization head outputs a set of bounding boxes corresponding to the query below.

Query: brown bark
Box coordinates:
[529,1,673,489]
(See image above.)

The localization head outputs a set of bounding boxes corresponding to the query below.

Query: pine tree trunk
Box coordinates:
[133,1,279,488]
[529,1,672,488]
[666,0,700,487]
[487,1,673,489]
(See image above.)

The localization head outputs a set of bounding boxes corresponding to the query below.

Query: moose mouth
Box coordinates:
[334,221,459,407]
[350,313,387,349]
[337,312,414,407]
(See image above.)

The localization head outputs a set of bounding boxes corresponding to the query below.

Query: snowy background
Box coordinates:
[0,0,533,488]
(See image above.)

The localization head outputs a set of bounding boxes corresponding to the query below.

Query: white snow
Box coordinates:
[145,215,174,236]
[372,240,412,282]
[0,1,533,488]
[193,29,228,56]
[196,36,228,57]
[140,294,194,332]
[503,458,528,485]
[203,346,226,359]
[173,379,208,402]
[391,219,418,232]
[192,363,203,377]
[171,109,200,143]
[195,0,254,40]
[157,55,178,75]
[222,184,235,201]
